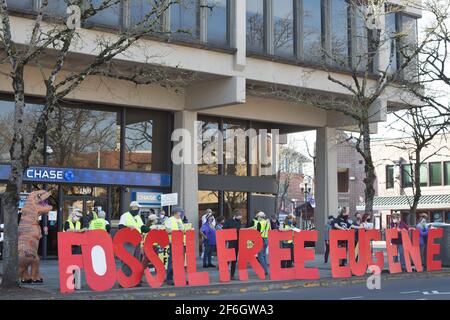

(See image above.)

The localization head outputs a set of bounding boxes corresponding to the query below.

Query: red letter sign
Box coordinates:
[386,229,402,274]
[294,231,319,280]
[58,232,86,293]
[427,228,443,271]
[216,229,238,282]
[113,228,144,288]
[329,230,352,278]
[268,230,295,281]
[238,229,265,281]
[185,230,210,286]
[363,229,384,271]
[143,230,169,288]
[401,229,422,273]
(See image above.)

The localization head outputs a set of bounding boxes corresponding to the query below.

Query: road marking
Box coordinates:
[340,296,363,300]
[400,291,420,294]
[423,290,450,295]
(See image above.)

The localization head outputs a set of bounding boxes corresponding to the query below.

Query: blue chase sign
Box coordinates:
[0,165,170,188]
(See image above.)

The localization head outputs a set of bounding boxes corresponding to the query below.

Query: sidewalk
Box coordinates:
[1,251,450,300]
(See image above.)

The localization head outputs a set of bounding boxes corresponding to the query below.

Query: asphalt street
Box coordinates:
[181,276,450,300]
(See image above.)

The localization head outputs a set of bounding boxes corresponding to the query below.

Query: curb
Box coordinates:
[9,268,450,300]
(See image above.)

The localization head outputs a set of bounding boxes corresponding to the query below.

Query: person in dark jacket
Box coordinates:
[416,213,429,269]
[270,215,280,230]
[390,212,409,271]
[324,215,334,263]
[223,210,242,280]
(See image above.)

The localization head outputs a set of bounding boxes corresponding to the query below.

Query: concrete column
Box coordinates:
[172,110,199,237]
[232,0,246,71]
[315,127,338,254]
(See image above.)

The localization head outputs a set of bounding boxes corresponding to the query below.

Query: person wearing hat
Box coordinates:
[164,207,186,285]
[64,208,87,256]
[390,212,409,272]
[141,213,163,268]
[118,201,151,279]
[255,211,270,275]
[89,210,111,233]
[416,213,429,269]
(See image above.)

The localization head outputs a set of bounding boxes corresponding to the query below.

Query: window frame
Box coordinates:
[444,161,450,186]
[429,161,443,187]
[386,165,394,189]
[401,164,413,188]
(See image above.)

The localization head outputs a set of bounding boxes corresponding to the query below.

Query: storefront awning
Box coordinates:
[356,195,450,211]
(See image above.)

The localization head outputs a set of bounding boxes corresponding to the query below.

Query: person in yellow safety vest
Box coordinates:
[118,201,151,281]
[63,209,86,255]
[164,207,185,285]
[255,211,270,275]
[89,210,111,233]
[141,214,163,268]
[280,213,296,268]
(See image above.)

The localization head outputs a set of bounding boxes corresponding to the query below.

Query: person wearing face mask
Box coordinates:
[159,209,168,224]
[223,210,243,280]
[64,209,87,256]
[333,208,352,266]
[254,211,270,275]
[416,213,429,269]
[280,214,296,268]
[118,201,150,281]
[390,212,409,272]
[164,207,186,285]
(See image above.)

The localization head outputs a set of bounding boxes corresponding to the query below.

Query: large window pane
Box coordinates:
[0,100,43,165]
[273,0,295,58]
[402,164,412,188]
[429,162,442,186]
[171,0,199,40]
[47,105,120,169]
[420,164,428,187]
[223,119,247,176]
[125,109,169,172]
[353,4,369,72]
[207,0,228,46]
[86,0,121,28]
[7,0,34,11]
[444,162,450,185]
[45,0,69,18]
[302,0,322,61]
[198,118,220,175]
[246,0,264,52]
[224,191,247,225]
[386,165,394,189]
[385,12,398,74]
[400,15,418,80]
[330,0,350,67]
[129,0,163,30]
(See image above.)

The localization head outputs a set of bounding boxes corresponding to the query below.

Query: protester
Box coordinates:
[254,211,270,275]
[416,213,429,269]
[180,209,189,224]
[390,212,409,272]
[200,215,217,268]
[280,213,296,268]
[158,209,168,224]
[118,201,150,279]
[270,215,280,230]
[333,208,352,266]
[216,216,225,230]
[223,210,242,280]
[164,207,186,285]
[64,209,86,255]
[201,208,215,226]
[361,213,374,230]
[324,215,334,263]
[141,214,161,269]
[89,210,111,233]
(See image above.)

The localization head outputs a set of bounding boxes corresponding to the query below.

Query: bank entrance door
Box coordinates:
[62,195,108,229]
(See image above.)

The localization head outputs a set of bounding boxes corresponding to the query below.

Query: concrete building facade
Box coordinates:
[0,0,421,256]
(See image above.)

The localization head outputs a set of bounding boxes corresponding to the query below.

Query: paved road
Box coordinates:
[181,276,450,300]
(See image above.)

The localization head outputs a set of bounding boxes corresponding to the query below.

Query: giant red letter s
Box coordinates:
[113,228,144,288]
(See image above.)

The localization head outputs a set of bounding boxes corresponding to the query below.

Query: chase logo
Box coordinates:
[64,170,75,181]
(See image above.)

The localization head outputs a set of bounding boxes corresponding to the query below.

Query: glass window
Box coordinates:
[198,117,220,175]
[223,119,247,176]
[198,190,219,227]
[47,105,120,169]
[446,211,450,223]
[246,0,264,52]
[7,0,34,11]
[386,165,394,189]
[273,0,295,58]
[250,125,274,177]
[45,0,69,18]
[86,0,121,28]
[0,100,43,165]
[125,108,169,172]
[385,11,398,74]
[171,0,199,40]
[353,4,369,72]
[330,0,350,67]
[338,168,349,193]
[419,164,428,187]
[400,14,418,80]
[429,162,442,186]
[402,164,412,188]
[444,162,450,185]
[207,0,228,46]
[129,0,163,30]
[302,0,322,61]
[224,191,247,224]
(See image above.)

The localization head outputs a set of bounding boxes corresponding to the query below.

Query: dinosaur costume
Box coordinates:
[18,190,52,284]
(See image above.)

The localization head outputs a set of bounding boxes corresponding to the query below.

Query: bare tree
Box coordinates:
[0,0,184,288]
[387,106,450,225]
[249,0,438,216]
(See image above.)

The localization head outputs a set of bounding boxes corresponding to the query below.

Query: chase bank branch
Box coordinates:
[0,0,420,257]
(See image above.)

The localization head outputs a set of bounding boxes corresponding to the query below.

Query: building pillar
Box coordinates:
[315,127,338,254]
[172,110,199,239]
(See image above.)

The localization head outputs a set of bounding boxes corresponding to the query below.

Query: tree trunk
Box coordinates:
[1,70,26,288]
[361,121,376,216]
[410,150,422,226]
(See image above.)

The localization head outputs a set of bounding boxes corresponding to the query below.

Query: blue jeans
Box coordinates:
[258,238,269,275]
[203,240,215,266]
[394,244,406,270]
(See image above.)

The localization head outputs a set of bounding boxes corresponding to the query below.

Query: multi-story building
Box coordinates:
[0,0,420,256]
[357,134,450,228]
